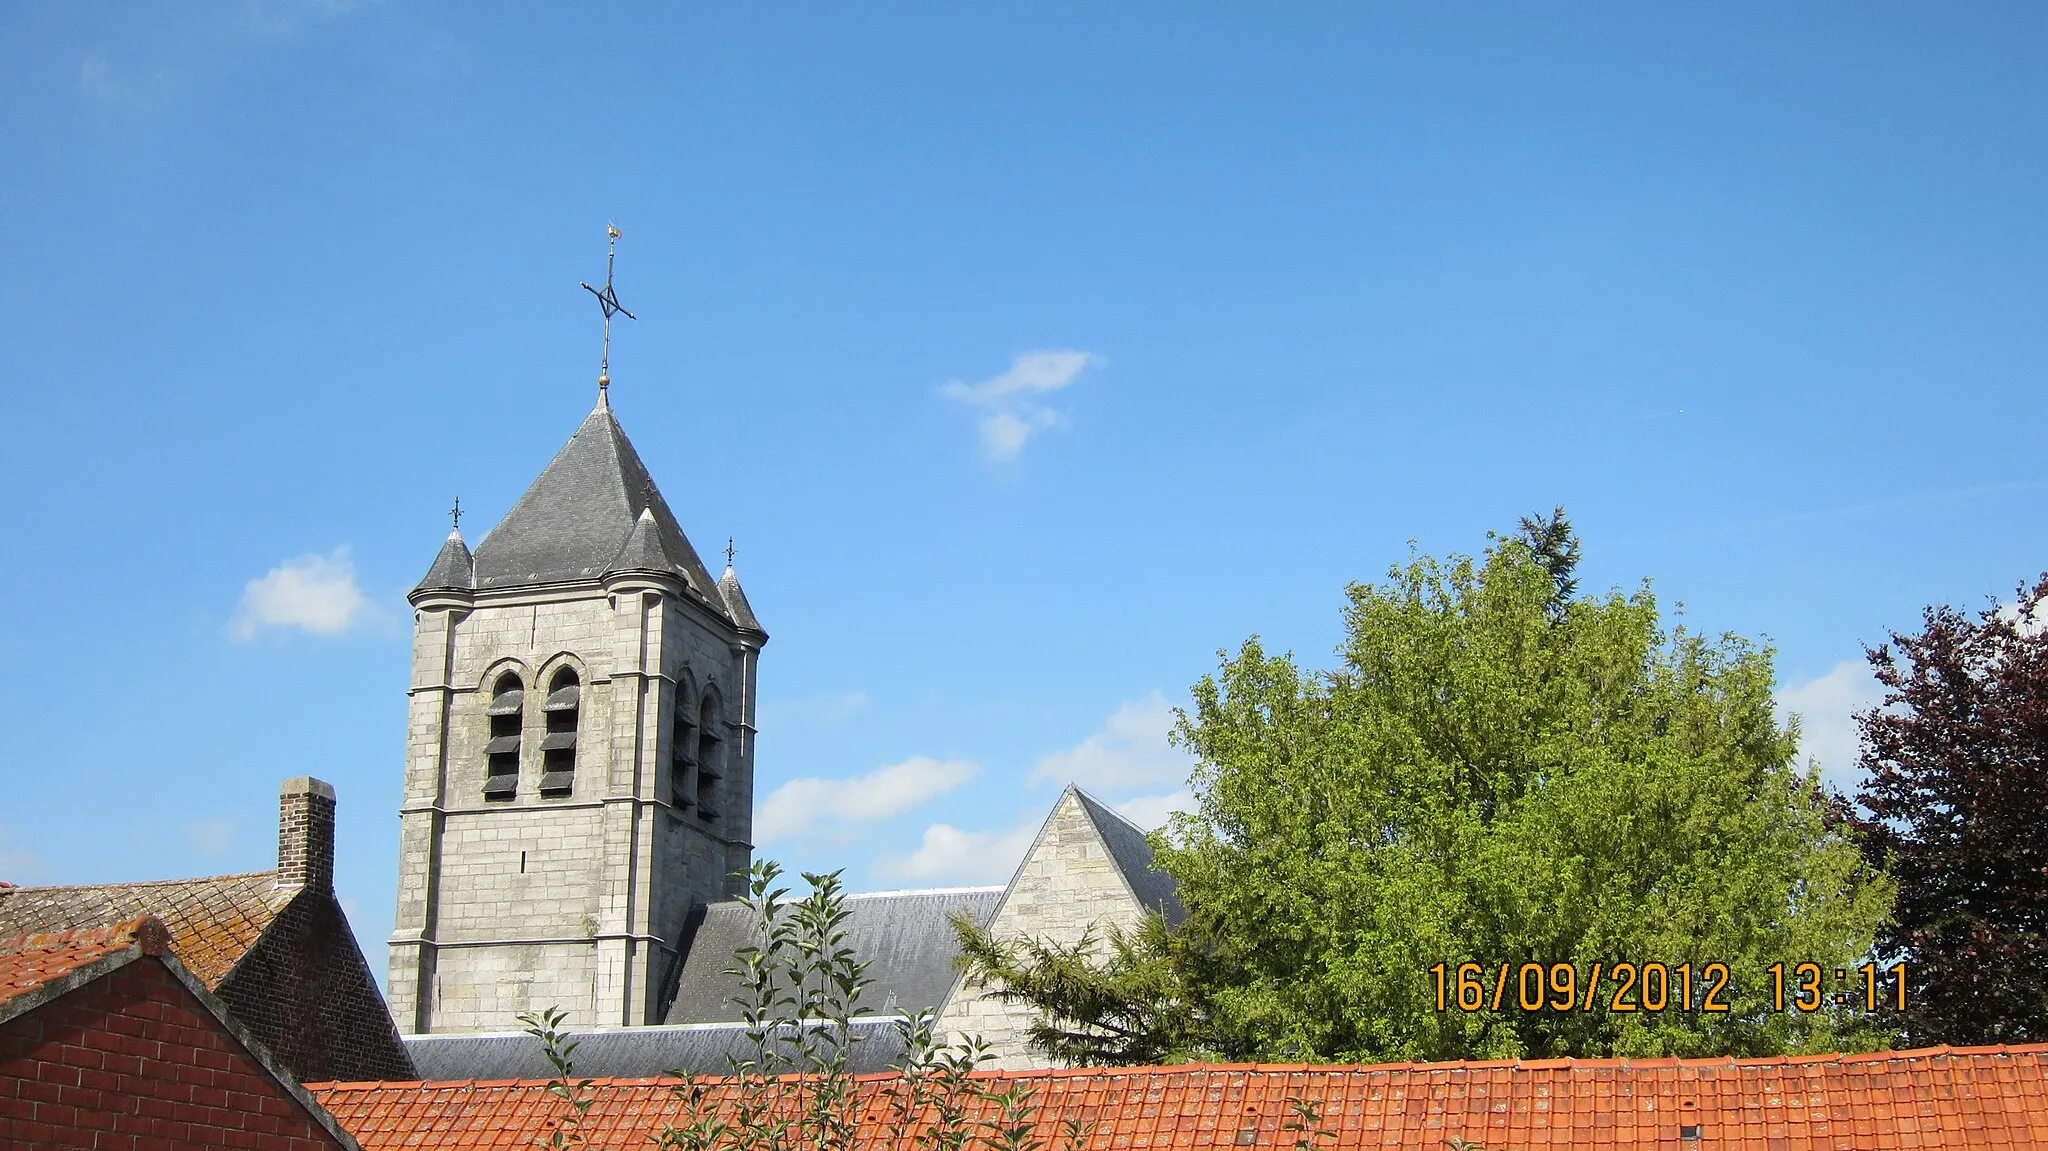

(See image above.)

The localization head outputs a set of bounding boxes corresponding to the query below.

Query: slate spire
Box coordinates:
[412,528,474,597]
[468,401,724,609]
[718,560,764,637]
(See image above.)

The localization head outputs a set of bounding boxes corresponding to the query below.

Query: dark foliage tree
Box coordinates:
[1515,505,1581,611]
[1855,575,2048,1043]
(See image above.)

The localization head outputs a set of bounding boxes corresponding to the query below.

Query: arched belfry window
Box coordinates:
[483,673,523,799]
[539,667,580,795]
[695,691,723,822]
[670,685,697,811]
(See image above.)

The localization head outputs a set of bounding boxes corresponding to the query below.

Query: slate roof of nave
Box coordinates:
[405,1018,911,1081]
[0,871,293,989]
[663,888,1006,1026]
[1066,787,1185,926]
[462,401,733,613]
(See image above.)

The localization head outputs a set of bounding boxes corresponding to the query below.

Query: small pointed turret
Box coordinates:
[606,505,677,579]
[718,561,764,636]
[411,528,474,600]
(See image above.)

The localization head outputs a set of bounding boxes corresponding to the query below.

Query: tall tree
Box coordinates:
[1515,505,1581,610]
[961,528,1895,1064]
[1855,576,2048,1044]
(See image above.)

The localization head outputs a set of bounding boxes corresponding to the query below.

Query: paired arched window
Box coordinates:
[483,673,523,799]
[539,667,580,795]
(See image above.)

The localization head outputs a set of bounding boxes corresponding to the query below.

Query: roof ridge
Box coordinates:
[333,1042,2048,1091]
[0,869,279,893]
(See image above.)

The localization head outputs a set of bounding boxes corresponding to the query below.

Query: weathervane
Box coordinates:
[725,537,736,566]
[450,497,462,532]
[581,223,636,400]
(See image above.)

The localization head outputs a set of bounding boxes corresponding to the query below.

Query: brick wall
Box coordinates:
[0,955,351,1150]
[217,891,414,1083]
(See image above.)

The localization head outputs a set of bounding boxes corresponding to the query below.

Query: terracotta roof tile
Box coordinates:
[0,871,292,988]
[0,915,165,1011]
[308,1044,2048,1151]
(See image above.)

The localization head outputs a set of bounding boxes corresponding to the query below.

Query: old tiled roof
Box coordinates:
[1069,787,1184,925]
[407,1018,912,1081]
[663,888,1005,1025]
[468,401,725,605]
[308,1045,2048,1150]
[0,916,168,1014]
[0,871,292,988]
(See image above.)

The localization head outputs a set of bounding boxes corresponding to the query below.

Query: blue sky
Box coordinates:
[4,4,2046,985]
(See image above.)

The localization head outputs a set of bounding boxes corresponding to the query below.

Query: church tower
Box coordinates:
[386,393,766,1034]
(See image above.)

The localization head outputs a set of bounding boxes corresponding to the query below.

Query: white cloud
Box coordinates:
[0,829,46,884]
[1778,659,1884,795]
[1029,693,1192,792]
[79,54,120,101]
[876,816,1041,885]
[756,756,978,843]
[231,547,377,641]
[938,350,1099,461]
[1114,789,1197,831]
[185,819,235,858]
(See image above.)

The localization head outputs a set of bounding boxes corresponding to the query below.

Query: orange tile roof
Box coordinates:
[0,871,292,988]
[0,915,167,1011]
[309,1043,2048,1151]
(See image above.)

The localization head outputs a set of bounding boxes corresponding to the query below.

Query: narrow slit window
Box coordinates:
[483,673,523,799]
[695,694,722,822]
[540,668,580,795]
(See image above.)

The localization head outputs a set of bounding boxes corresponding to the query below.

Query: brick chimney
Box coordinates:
[277,776,336,894]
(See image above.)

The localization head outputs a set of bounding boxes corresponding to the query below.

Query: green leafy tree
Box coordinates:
[963,523,1895,1063]
[1855,575,2048,1043]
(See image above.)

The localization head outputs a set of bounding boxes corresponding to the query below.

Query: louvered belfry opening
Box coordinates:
[484,673,523,799]
[540,668,580,795]
[694,693,722,822]
[671,691,696,810]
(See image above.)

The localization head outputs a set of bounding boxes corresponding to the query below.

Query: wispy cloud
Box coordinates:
[756,756,978,843]
[1778,659,1884,796]
[761,690,870,725]
[231,547,379,641]
[1113,789,1197,831]
[0,829,46,884]
[939,350,1099,461]
[185,819,235,858]
[79,53,122,102]
[876,816,1040,885]
[1029,693,1192,791]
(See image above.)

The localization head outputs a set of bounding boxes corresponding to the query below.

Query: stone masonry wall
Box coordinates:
[394,577,760,1033]
[933,791,1148,1069]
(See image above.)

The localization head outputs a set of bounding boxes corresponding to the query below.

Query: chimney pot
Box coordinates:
[278,776,337,894]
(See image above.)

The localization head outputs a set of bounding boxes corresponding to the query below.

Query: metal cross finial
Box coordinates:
[580,223,636,400]
[450,496,462,532]
[725,537,735,567]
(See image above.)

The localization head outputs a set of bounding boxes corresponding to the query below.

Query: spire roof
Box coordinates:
[469,403,723,607]
[718,563,764,636]
[413,530,475,596]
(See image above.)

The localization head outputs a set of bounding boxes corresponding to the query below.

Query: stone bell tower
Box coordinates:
[386,393,766,1034]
